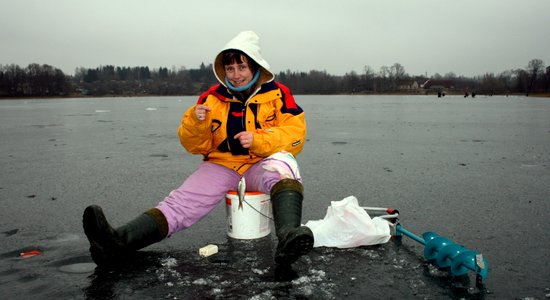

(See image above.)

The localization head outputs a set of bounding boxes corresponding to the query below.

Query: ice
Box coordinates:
[361,249,381,259]
[58,262,96,273]
[392,258,407,269]
[291,269,326,284]
[160,257,178,267]
[252,268,268,275]
[156,256,182,286]
[290,268,334,299]
[192,278,208,285]
[210,288,223,296]
[426,264,449,278]
[249,291,275,300]
[52,233,80,242]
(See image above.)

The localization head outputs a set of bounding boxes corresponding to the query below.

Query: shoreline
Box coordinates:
[1,92,550,100]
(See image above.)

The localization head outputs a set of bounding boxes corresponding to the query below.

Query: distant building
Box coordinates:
[398,80,420,92]
[421,79,455,93]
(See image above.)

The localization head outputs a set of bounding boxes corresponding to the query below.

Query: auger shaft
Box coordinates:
[395,224,425,245]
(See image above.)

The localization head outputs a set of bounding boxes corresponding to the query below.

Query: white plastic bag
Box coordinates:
[304,196,391,248]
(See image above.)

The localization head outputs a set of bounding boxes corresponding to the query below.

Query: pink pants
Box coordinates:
[156,155,300,236]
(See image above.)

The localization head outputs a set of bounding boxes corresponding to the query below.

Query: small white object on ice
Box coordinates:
[199,244,218,257]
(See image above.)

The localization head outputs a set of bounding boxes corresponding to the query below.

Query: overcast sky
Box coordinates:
[2,0,549,77]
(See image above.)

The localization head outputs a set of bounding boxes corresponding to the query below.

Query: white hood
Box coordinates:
[213,31,274,86]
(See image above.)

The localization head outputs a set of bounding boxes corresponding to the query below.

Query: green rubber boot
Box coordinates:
[83,205,168,265]
[270,179,314,265]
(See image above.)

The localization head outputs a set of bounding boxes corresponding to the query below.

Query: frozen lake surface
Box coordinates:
[1,95,549,299]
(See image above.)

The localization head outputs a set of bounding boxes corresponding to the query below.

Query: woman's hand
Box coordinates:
[234,131,254,148]
[194,105,211,121]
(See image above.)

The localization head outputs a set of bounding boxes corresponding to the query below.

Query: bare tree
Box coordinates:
[389,63,406,91]
[526,58,545,95]
[390,63,406,79]
[363,65,375,92]
[378,65,390,92]
[443,72,457,80]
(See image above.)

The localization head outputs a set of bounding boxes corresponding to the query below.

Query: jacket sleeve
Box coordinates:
[250,84,306,157]
[178,97,213,155]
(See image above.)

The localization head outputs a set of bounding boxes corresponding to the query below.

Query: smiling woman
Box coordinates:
[82,30,314,268]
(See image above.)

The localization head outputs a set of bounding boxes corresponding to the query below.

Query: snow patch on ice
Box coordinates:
[252,268,269,275]
[161,257,178,268]
[192,278,209,285]
[156,256,182,287]
[249,290,275,299]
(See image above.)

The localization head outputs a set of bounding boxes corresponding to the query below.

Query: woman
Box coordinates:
[83,31,313,267]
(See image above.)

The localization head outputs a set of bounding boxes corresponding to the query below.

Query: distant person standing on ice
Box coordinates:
[83,31,313,267]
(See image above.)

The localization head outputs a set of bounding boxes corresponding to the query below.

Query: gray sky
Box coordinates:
[2,0,549,77]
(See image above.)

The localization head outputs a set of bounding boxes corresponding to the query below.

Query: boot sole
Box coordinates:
[275,227,314,265]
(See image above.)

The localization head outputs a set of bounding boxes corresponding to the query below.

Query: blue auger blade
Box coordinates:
[450,250,489,280]
[395,225,489,282]
[436,243,465,269]
[423,234,453,262]
[422,231,439,244]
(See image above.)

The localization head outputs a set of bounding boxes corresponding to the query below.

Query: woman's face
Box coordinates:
[224,55,254,88]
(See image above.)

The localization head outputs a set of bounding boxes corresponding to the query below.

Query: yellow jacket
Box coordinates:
[178,82,306,174]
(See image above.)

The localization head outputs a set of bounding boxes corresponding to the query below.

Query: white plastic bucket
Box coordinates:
[225,191,272,239]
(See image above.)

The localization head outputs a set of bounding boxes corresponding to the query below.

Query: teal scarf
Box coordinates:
[225,70,260,92]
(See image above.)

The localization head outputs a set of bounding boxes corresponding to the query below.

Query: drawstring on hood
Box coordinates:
[214,31,274,90]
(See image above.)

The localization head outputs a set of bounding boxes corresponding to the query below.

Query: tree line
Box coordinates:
[1,59,548,97]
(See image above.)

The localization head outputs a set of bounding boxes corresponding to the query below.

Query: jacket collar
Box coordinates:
[209,81,279,103]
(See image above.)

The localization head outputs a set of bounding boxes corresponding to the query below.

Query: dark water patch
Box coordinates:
[30,124,63,128]
[150,154,169,158]
[17,272,40,283]
[143,133,174,139]
[2,228,18,237]
[64,114,94,117]
[331,141,347,145]
[96,120,113,123]
[0,267,19,278]
[460,139,487,143]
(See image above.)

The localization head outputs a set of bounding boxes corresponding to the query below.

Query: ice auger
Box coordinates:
[363,206,489,285]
